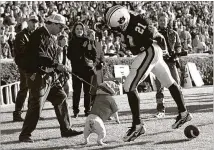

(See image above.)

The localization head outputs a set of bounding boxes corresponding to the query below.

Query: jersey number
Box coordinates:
[135,23,146,34]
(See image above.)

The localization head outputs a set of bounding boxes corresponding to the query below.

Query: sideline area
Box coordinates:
[1,86,213,150]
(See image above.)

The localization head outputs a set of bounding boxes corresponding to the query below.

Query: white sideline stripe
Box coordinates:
[0,82,20,106]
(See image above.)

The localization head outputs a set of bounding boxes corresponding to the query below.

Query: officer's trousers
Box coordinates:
[19,72,72,138]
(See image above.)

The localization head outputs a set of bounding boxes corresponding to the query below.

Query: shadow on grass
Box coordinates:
[197,122,213,127]
[155,139,189,145]
[145,130,172,136]
[0,114,86,125]
[1,137,60,145]
[184,92,213,97]
[1,102,212,126]
[1,122,85,135]
[90,140,153,150]
[14,146,76,150]
[117,103,213,120]
[6,140,152,150]
[1,128,22,135]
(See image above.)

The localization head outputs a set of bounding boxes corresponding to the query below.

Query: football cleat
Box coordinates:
[172,112,192,129]
[123,124,146,142]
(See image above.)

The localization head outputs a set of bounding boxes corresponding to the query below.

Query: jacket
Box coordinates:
[23,26,59,73]
[14,28,31,66]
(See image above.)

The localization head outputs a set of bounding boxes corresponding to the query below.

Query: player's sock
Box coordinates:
[127,90,141,126]
[168,83,186,113]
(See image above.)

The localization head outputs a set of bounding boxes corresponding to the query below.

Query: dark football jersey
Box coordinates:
[123,12,156,55]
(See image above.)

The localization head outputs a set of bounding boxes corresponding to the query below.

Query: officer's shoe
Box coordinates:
[13,111,24,122]
[61,129,83,137]
[19,137,34,143]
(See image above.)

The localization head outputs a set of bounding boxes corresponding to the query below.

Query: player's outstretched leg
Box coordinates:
[169,83,192,129]
[152,51,193,129]
[123,91,146,142]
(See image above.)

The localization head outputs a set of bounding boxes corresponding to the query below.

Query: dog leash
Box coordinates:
[71,72,96,88]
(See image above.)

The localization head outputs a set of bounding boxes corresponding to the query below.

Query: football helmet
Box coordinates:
[105,5,130,31]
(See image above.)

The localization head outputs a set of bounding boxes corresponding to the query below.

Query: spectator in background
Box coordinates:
[67,22,97,118]
[7,25,16,57]
[105,34,117,56]
[155,12,183,118]
[179,25,192,52]
[13,15,39,122]
[57,34,72,97]
[114,35,121,54]
[0,1,213,57]
[0,34,12,59]
[192,34,207,53]
[88,29,105,106]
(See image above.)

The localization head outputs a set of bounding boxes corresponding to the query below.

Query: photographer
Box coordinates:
[155,12,186,118]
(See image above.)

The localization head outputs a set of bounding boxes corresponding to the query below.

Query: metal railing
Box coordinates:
[0,82,20,106]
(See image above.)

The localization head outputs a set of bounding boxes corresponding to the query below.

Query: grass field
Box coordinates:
[1,86,213,150]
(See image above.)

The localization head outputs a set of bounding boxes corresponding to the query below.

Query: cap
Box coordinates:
[29,15,39,22]
[97,81,119,95]
[46,13,68,29]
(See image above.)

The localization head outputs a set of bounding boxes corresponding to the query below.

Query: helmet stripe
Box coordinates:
[106,5,123,26]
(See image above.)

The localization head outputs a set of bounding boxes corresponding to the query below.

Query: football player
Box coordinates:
[105,5,192,142]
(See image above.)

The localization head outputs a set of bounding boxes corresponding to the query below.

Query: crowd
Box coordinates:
[0,1,213,59]
[0,1,212,144]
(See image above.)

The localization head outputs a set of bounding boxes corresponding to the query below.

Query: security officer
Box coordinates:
[13,15,39,121]
[155,12,183,118]
[19,13,83,143]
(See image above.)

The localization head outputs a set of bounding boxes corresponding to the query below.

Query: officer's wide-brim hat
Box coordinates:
[46,13,68,29]
[97,81,119,95]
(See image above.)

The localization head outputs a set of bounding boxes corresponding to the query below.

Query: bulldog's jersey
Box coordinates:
[123,12,157,55]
